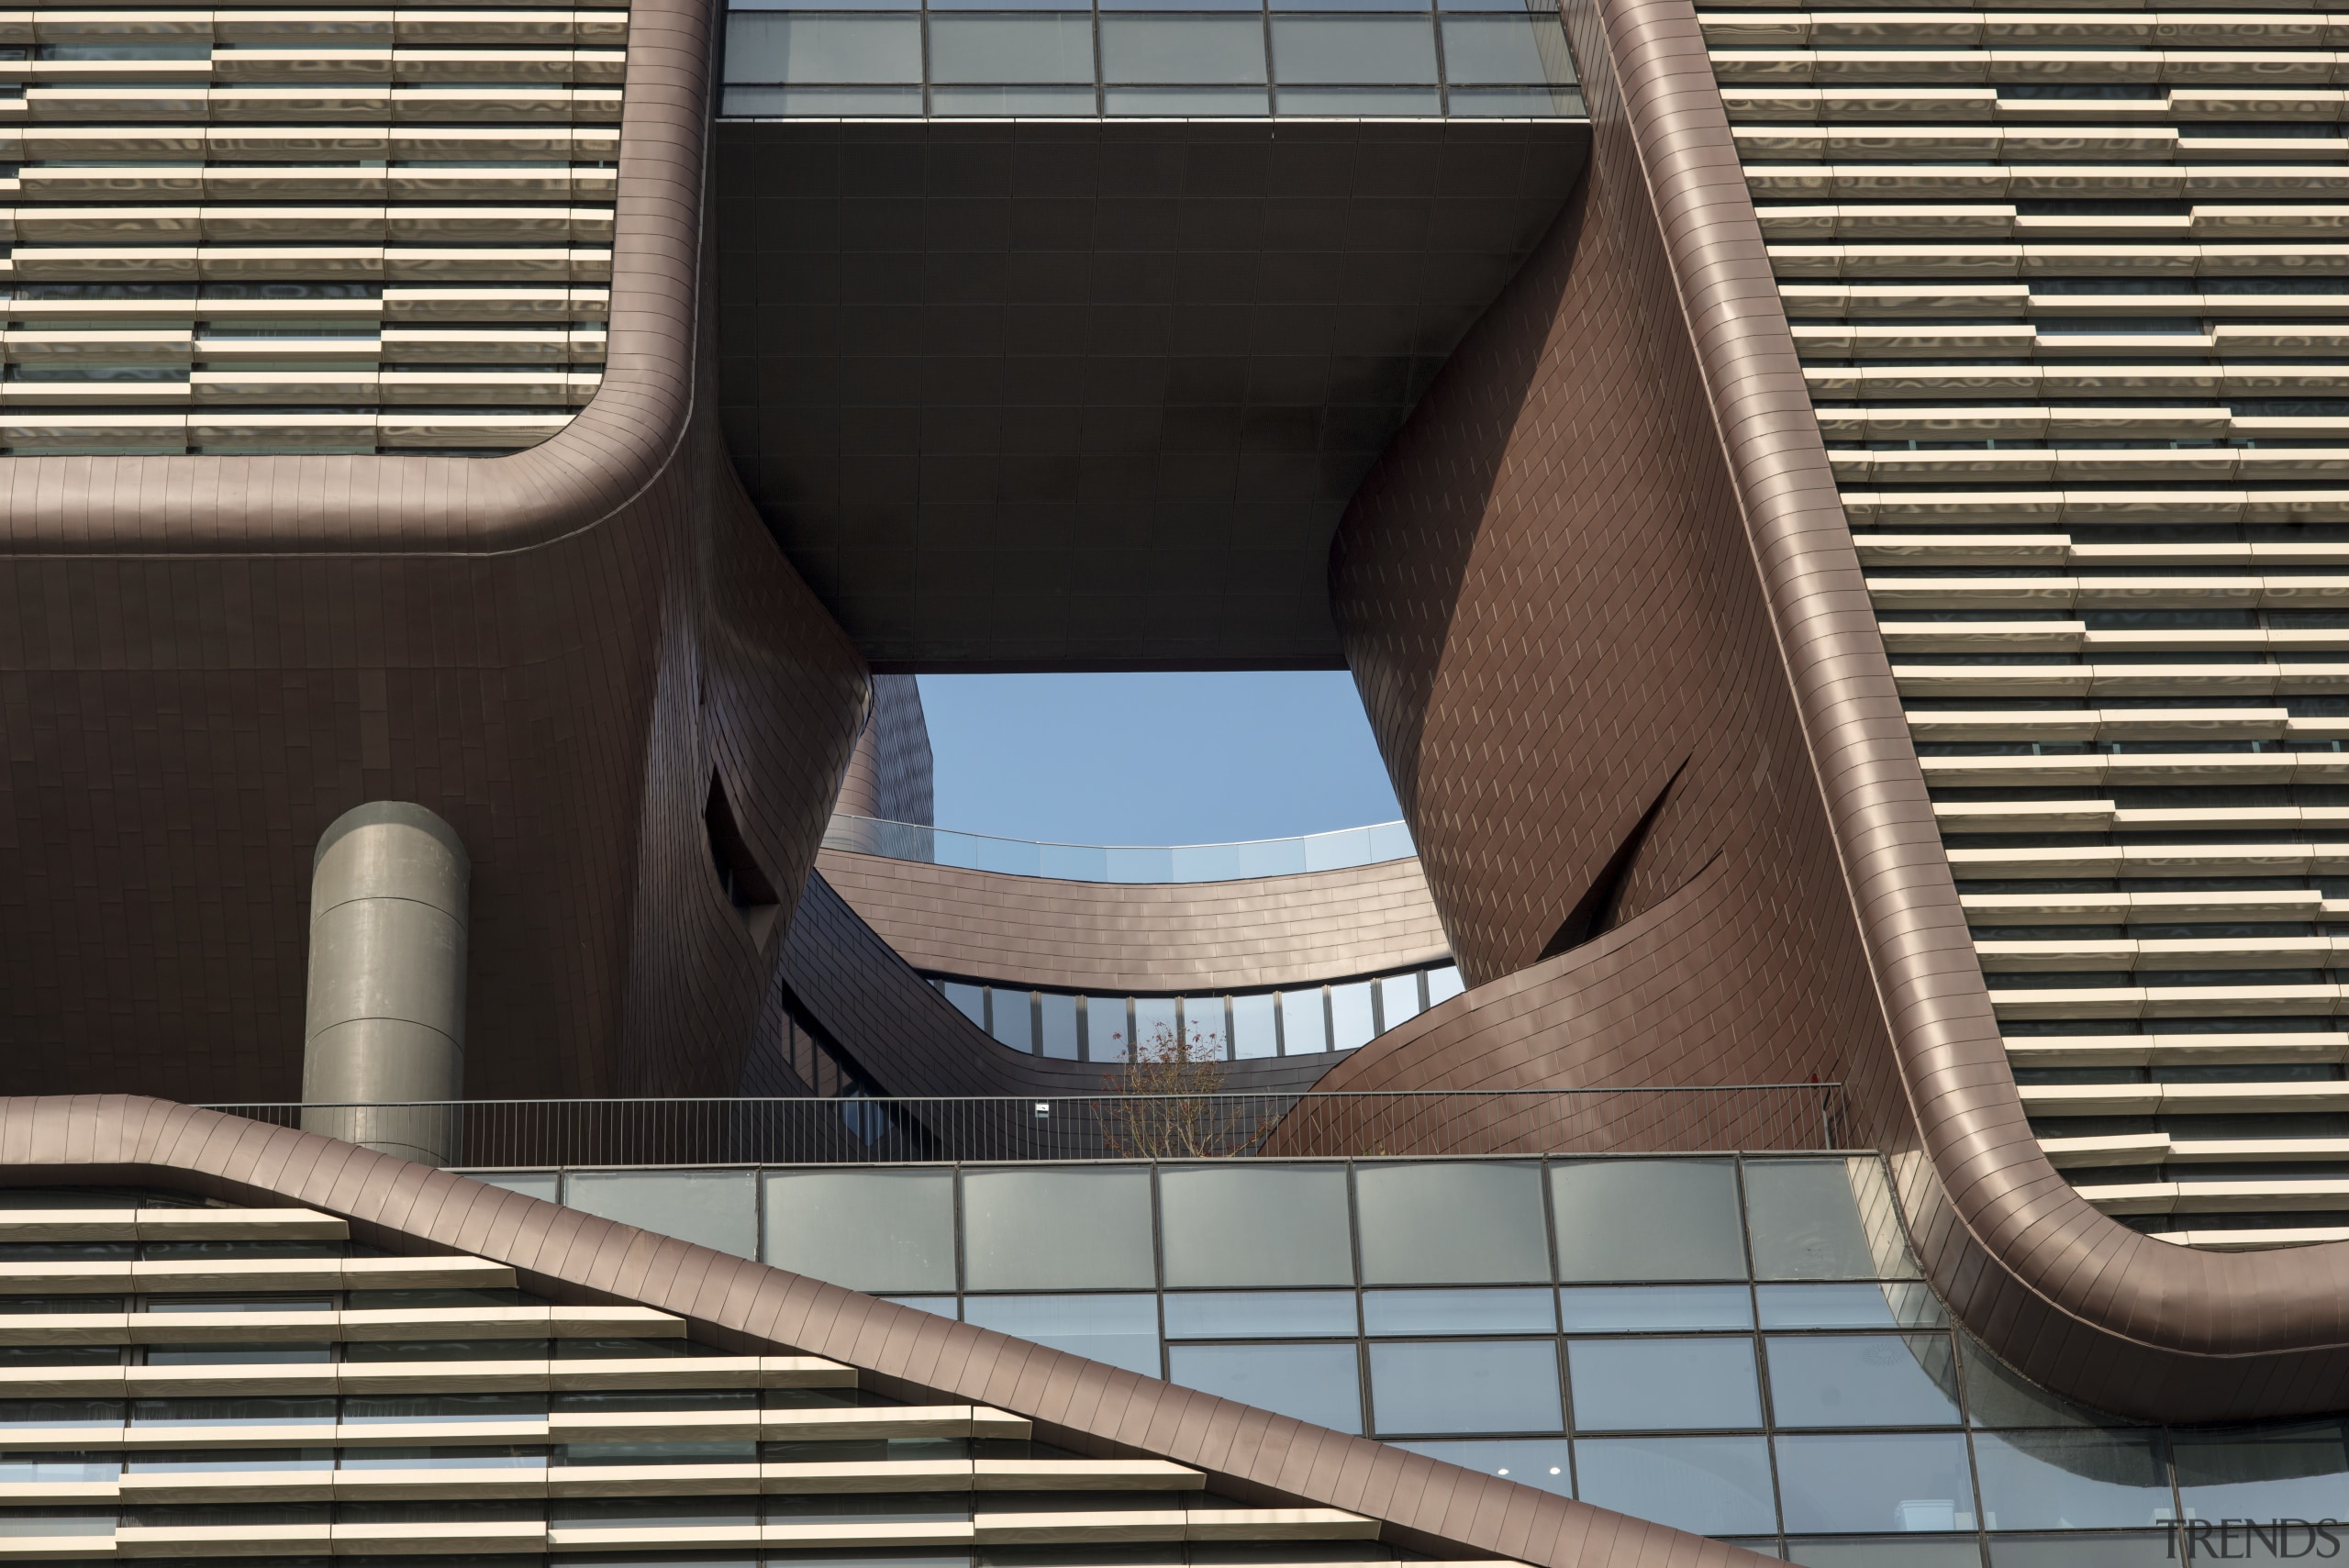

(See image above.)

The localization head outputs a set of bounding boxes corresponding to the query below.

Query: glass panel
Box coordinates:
[1566,1338,1763,1432]
[1776,1431,1976,1534]
[941,981,986,1029]
[466,1173,557,1201]
[880,1296,959,1318]
[721,83,924,112]
[1392,1439,1570,1496]
[1362,1287,1553,1336]
[1573,1436,1778,1537]
[1039,994,1080,1061]
[929,14,1094,83]
[960,1295,1160,1378]
[962,1167,1156,1290]
[1182,996,1229,1057]
[1330,983,1375,1050]
[1445,83,1580,115]
[1957,1332,2130,1430]
[1158,1164,1355,1288]
[2172,1421,2349,1525]
[724,13,922,82]
[1765,1335,1964,1429]
[1368,1340,1562,1435]
[1425,965,1464,1005]
[1972,1430,2172,1531]
[1745,1158,1894,1281]
[1378,974,1421,1030]
[1354,1162,1549,1284]
[762,1168,956,1293]
[1787,1540,1984,1568]
[989,989,1035,1052]
[1162,1291,1356,1339]
[1166,1343,1361,1433]
[736,0,919,10]
[1084,997,1129,1061]
[1279,990,1329,1054]
[1758,1283,1947,1330]
[564,1171,757,1261]
[1985,1536,2176,1568]
[1231,993,1277,1060]
[1131,996,1179,1055]
[1553,1160,1745,1283]
[1438,15,1573,83]
[1271,15,1437,82]
[1098,16,1268,83]
[1559,1285,1753,1333]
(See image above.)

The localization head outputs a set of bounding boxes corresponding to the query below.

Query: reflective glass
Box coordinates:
[146,1345,331,1364]
[1131,995,1179,1054]
[1567,1338,1763,1432]
[1553,1160,1745,1282]
[1285,85,1445,112]
[763,1168,956,1294]
[723,83,923,112]
[1958,1332,2119,1430]
[1158,1164,1354,1288]
[469,1173,557,1202]
[1231,993,1277,1060]
[565,1171,757,1261]
[1378,973,1421,1030]
[1362,1287,1553,1336]
[1368,1340,1563,1435]
[1985,1535,2177,1568]
[1098,17,1267,84]
[1446,83,1580,114]
[1438,14,1573,83]
[1573,1436,1778,1537]
[1167,1342,1361,1433]
[1745,1159,1891,1281]
[1787,1540,1985,1567]
[941,981,985,1029]
[1162,1291,1356,1339]
[1354,1162,1549,1284]
[1972,1430,2172,1531]
[1280,990,1329,1054]
[1776,1431,1976,1534]
[1084,997,1129,1060]
[1330,982,1375,1049]
[1271,16,1438,82]
[962,1294,1160,1378]
[1183,996,1229,1057]
[1426,966,1464,1005]
[725,13,922,82]
[1758,1283,1947,1330]
[989,988,1034,1051]
[1039,993,1079,1060]
[879,1296,958,1318]
[1103,83,1274,110]
[2172,1422,2349,1525]
[963,1167,1155,1289]
[1559,1285,1753,1333]
[1765,1335,1964,1429]
[1392,1439,1570,1496]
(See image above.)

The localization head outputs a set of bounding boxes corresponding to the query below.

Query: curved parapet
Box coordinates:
[1329,0,2349,1424]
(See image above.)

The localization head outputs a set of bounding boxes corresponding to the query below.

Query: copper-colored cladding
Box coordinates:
[0,0,868,1099]
[0,1095,1776,1568]
[817,850,1449,994]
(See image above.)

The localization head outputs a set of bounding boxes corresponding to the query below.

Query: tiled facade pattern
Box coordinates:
[0,0,623,456]
[1706,0,2349,1239]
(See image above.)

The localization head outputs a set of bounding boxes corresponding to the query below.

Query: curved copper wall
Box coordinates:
[0,0,869,1101]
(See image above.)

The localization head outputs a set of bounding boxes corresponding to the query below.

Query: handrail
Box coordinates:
[818,814,1418,883]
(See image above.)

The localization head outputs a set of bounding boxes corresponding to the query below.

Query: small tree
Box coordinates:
[1097,1018,1234,1158]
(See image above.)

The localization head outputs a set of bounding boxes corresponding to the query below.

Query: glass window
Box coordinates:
[1765,1335,1964,1429]
[1362,1287,1553,1336]
[468,1173,557,1202]
[723,83,923,113]
[1567,1338,1763,1432]
[1104,85,1271,114]
[1776,1431,1976,1534]
[1560,1284,1753,1333]
[1354,1162,1549,1284]
[1392,1439,1569,1496]
[1182,996,1229,1057]
[1425,965,1464,1005]
[925,11,1089,82]
[1131,995,1179,1055]
[1985,1536,2176,1568]
[941,981,986,1029]
[1553,1160,1745,1282]
[1957,1333,2119,1430]
[1447,83,1580,115]
[724,13,922,83]
[963,1167,1154,1290]
[1745,1158,1898,1281]
[1162,1291,1356,1339]
[1378,974,1421,1030]
[1279,989,1329,1054]
[1787,1540,1986,1567]
[1084,997,1129,1060]
[2172,1421,2349,1525]
[1329,982,1376,1049]
[762,1168,956,1294]
[565,1171,757,1261]
[1158,1163,1355,1288]
[1272,15,1437,82]
[1574,1436,1777,1537]
[1039,993,1079,1060]
[989,988,1035,1052]
[1098,16,1267,84]
[1167,1342,1361,1433]
[881,1296,958,1318]
[1759,1283,1947,1330]
[1368,1340,1562,1435]
[962,1294,1160,1378]
[1972,1430,2173,1531]
[1231,993,1277,1059]
[1438,14,1573,83]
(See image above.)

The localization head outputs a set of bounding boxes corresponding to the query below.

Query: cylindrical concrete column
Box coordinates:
[301,802,470,1165]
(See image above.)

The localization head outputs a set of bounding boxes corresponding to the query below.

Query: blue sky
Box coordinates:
[918,672,1402,846]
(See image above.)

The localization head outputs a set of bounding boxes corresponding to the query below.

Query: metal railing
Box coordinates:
[200,1086,1847,1167]
[819,813,1418,884]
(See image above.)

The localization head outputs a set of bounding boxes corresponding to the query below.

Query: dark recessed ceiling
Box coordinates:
[714,117,1590,670]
